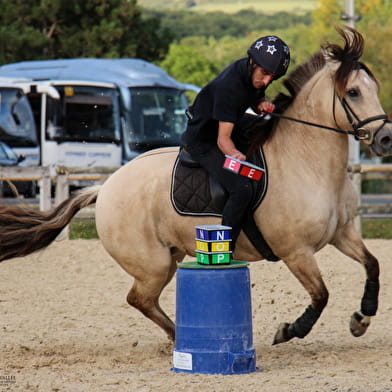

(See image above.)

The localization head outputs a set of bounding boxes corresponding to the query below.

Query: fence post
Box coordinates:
[353,172,362,234]
[39,174,52,211]
[55,173,69,205]
[55,170,70,239]
[348,164,362,234]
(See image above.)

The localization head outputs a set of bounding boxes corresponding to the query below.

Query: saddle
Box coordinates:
[170,148,279,261]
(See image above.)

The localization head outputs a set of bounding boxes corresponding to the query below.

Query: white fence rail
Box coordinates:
[0,166,52,210]
[0,166,118,210]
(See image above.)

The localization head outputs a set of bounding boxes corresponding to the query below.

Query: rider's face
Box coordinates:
[251,66,275,89]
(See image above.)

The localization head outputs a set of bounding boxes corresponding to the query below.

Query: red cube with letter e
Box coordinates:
[223,155,264,181]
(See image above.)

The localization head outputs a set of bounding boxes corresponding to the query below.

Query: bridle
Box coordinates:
[338,96,388,142]
[267,91,389,142]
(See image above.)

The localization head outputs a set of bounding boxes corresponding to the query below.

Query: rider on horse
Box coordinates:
[181,35,291,250]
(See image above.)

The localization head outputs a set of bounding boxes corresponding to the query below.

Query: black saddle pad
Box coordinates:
[170,148,268,217]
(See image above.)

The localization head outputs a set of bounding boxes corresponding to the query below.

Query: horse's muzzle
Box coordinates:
[370,124,392,156]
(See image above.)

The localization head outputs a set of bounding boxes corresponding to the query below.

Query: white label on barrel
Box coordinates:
[173,350,193,370]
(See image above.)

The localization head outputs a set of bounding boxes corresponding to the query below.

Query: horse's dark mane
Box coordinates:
[282,51,326,99]
[248,27,378,153]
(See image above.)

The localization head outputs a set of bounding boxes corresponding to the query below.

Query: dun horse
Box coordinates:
[1,28,392,345]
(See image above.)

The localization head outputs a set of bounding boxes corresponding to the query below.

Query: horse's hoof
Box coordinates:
[272,322,293,345]
[350,311,370,337]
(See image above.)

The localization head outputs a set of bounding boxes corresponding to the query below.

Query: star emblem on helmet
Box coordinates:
[268,36,278,41]
[266,45,277,55]
[254,40,264,50]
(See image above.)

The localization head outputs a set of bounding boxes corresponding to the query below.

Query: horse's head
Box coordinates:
[324,27,392,156]
[255,27,392,156]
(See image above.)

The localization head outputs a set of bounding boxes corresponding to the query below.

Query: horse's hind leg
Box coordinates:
[126,248,185,341]
[273,250,329,345]
[331,222,380,338]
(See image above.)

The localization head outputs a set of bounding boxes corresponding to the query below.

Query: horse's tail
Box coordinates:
[0,186,100,262]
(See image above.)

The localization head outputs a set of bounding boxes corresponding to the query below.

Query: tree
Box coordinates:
[357,0,392,114]
[0,0,173,64]
[159,44,219,88]
[143,8,311,41]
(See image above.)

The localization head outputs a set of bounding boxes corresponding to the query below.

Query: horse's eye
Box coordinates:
[347,88,360,98]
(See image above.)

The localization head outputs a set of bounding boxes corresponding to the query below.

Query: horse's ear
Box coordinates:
[322,49,339,74]
[321,48,330,62]
[321,48,339,67]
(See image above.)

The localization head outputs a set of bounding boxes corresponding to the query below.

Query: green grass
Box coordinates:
[69,219,98,239]
[139,0,316,13]
[69,218,392,240]
[362,219,392,239]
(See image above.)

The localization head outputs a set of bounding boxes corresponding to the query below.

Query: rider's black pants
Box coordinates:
[188,145,254,248]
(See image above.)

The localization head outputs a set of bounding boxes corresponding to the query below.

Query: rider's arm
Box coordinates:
[217,121,246,161]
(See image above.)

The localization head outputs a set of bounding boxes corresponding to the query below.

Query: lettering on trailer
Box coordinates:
[23,154,39,162]
[64,151,112,158]
[88,152,112,158]
[65,151,86,157]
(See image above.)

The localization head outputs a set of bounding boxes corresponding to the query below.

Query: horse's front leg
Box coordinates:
[273,250,329,345]
[331,222,380,338]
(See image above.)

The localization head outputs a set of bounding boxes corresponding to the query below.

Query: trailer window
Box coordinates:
[128,87,188,148]
[0,88,37,147]
[46,85,121,144]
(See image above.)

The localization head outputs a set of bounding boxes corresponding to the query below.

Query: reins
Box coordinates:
[267,111,357,137]
[267,98,389,141]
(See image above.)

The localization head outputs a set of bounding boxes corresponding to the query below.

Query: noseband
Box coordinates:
[338,97,388,142]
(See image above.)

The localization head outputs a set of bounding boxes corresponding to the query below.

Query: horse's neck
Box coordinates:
[266,83,349,181]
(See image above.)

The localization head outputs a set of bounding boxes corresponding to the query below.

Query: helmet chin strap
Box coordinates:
[247,57,259,83]
[247,57,256,71]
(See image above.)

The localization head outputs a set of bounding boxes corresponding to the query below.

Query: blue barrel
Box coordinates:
[172,261,256,375]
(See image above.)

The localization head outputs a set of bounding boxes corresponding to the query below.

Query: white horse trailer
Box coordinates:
[0,58,198,170]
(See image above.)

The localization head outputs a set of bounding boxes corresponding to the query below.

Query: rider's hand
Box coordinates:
[257,100,275,114]
[230,150,246,161]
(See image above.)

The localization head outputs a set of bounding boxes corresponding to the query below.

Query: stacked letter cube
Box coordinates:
[195,225,232,265]
[223,155,264,181]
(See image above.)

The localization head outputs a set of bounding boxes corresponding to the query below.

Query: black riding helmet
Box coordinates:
[247,35,290,79]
